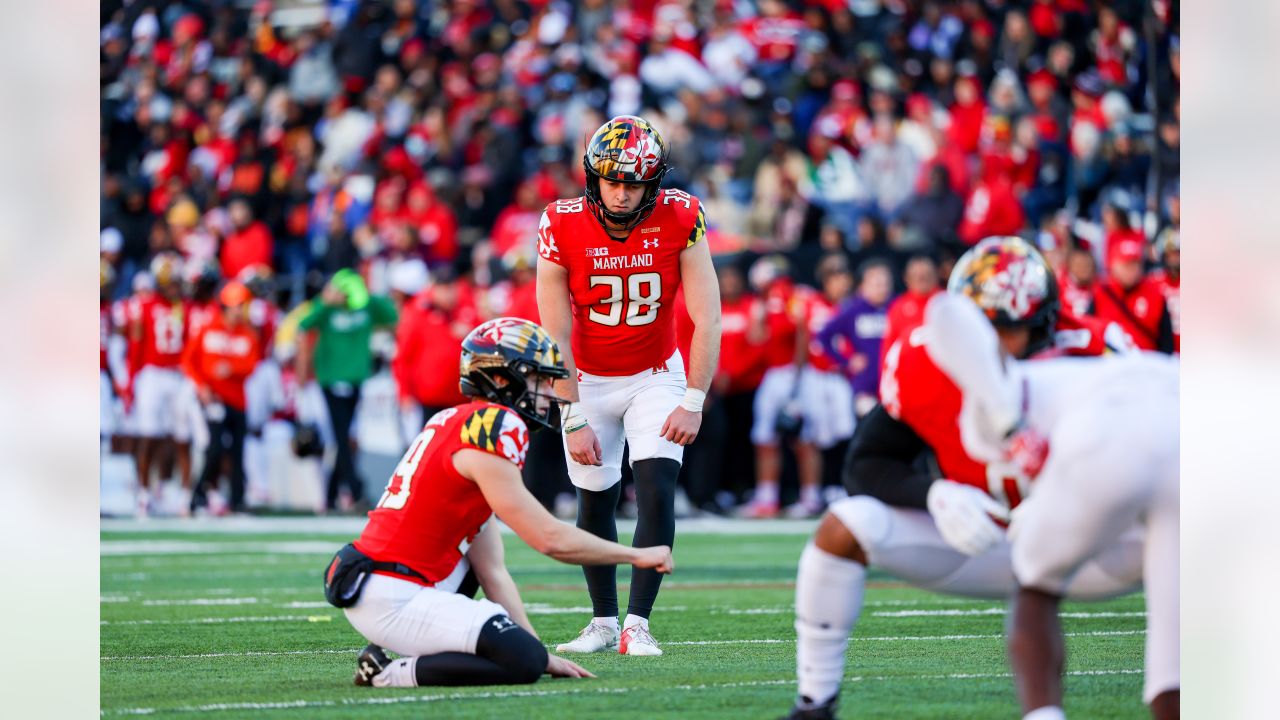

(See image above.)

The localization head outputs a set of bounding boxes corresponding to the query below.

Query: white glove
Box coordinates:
[926,480,1011,557]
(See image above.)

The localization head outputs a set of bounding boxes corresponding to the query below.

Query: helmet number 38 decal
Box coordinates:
[587,273,661,327]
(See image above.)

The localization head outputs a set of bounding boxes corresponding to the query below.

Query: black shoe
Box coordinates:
[353,644,390,686]
[780,695,838,720]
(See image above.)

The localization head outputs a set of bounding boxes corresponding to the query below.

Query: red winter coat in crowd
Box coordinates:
[958,174,1025,245]
[221,221,273,280]
[1092,276,1174,353]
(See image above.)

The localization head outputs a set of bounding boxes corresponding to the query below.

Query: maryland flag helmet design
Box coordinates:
[459,317,569,431]
[582,115,671,233]
[948,235,1061,357]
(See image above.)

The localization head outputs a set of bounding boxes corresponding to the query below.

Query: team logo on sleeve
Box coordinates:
[460,406,530,467]
[460,407,505,451]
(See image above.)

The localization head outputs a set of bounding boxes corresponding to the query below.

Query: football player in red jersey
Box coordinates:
[536,116,721,656]
[781,237,1143,720]
[336,318,673,689]
[923,294,1179,720]
[127,252,194,515]
[746,255,857,519]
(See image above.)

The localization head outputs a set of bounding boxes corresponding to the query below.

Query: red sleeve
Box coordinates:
[536,208,563,266]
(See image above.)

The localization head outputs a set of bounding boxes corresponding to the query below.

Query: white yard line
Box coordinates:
[102,541,341,556]
[873,608,1146,619]
[99,668,1142,715]
[141,598,261,606]
[100,516,818,536]
[102,615,333,626]
[101,629,1144,660]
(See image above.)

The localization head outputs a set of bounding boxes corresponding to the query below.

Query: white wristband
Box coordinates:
[679,388,706,413]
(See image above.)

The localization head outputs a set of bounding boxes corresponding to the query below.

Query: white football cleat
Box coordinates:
[555,621,620,653]
[619,624,663,656]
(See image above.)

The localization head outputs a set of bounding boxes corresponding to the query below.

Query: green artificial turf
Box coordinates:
[101,528,1148,718]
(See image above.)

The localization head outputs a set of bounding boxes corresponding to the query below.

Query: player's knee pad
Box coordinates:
[475,615,547,685]
[826,496,891,557]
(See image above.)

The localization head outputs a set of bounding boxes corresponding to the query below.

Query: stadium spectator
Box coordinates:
[880,254,942,369]
[817,259,894,418]
[221,198,274,281]
[1091,236,1174,354]
[1061,243,1100,318]
[897,165,964,252]
[182,281,261,515]
[298,269,398,512]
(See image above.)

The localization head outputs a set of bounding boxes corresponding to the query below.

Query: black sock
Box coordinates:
[627,458,679,619]
[576,483,622,618]
[414,615,547,686]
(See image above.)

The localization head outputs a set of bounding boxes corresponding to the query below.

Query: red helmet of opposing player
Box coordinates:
[582,115,670,234]
[948,235,1060,357]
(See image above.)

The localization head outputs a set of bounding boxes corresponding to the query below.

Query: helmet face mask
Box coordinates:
[948,236,1061,358]
[582,115,670,234]
[459,318,570,432]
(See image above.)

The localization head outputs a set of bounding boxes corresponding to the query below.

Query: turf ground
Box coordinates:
[101,518,1148,719]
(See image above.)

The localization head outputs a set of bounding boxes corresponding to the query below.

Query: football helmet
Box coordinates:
[947,236,1060,357]
[185,260,222,302]
[149,252,185,296]
[582,115,670,234]
[459,317,569,431]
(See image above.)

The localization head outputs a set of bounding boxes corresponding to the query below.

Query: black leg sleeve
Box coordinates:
[413,615,547,686]
[576,482,621,618]
[627,458,679,620]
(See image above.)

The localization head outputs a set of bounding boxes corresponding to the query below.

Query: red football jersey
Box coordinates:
[354,401,530,585]
[537,188,706,376]
[792,286,838,372]
[129,295,186,370]
[879,311,1115,509]
[761,279,798,369]
[185,299,219,345]
[716,293,768,393]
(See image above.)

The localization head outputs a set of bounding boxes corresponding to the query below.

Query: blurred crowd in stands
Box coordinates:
[99,0,1179,517]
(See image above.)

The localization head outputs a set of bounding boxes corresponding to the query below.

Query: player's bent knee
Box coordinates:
[814,508,867,565]
[824,496,890,564]
[476,615,548,685]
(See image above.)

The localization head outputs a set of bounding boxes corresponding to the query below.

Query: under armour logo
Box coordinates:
[491,616,517,633]
[643,238,659,249]
[652,361,669,374]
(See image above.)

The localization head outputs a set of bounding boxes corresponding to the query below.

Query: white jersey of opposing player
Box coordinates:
[922,294,1179,704]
